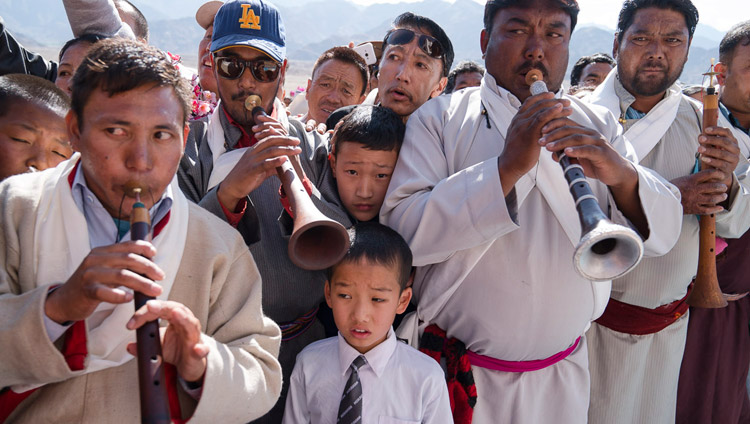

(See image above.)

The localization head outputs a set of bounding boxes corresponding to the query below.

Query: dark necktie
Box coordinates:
[337,355,367,424]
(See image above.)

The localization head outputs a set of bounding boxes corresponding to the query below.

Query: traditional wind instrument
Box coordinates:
[685,61,728,308]
[525,70,644,281]
[245,95,349,270]
[126,186,171,424]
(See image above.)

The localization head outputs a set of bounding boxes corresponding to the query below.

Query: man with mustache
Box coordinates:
[177,1,352,421]
[381,0,682,422]
[676,20,750,424]
[586,2,750,423]
[374,12,454,121]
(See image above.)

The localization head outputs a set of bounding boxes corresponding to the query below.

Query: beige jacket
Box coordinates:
[0,170,282,423]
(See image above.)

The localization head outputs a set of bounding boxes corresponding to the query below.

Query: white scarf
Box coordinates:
[480,73,583,247]
[207,98,289,190]
[16,155,189,391]
[588,67,682,161]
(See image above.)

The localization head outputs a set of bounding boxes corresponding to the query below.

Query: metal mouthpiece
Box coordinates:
[245,94,263,112]
[525,69,543,85]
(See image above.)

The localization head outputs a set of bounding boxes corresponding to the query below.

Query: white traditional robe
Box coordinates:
[381,72,682,423]
[585,71,750,424]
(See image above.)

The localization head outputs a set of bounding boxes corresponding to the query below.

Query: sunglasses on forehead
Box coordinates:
[385,28,445,60]
[213,55,281,82]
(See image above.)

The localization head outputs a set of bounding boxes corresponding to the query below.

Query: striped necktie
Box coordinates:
[337,355,367,423]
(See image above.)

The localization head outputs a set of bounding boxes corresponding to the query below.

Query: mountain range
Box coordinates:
[0,0,724,84]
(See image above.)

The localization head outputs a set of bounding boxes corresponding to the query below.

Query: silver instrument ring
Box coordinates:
[564,163,584,174]
[568,177,588,188]
[575,194,597,207]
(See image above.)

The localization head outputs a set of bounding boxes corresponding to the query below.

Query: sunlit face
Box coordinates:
[330,141,398,222]
[305,59,366,124]
[719,42,750,126]
[480,1,571,102]
[212,47,286,127]
[614,7,690,98]
[0,100,71,181]
[325,259,411,354]
[579,62,613,88]
[67,84,187,219]
[56,42,93,96]
[198,25,218,94]
[454,71,484,91]
[378,26,446,119]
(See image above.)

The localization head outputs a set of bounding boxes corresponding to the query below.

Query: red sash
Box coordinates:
[595,288,691,335]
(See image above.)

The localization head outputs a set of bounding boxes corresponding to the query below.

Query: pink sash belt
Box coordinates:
[466,337,581,373]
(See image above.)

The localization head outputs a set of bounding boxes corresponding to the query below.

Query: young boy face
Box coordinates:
[325,259,412,354]
[330,141,398,222]
[0,100,71,181]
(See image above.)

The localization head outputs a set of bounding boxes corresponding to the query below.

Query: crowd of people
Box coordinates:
[0,0,749,423]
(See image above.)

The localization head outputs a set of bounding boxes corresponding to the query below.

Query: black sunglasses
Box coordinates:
[385,28,445,60]
[213,56,281,82]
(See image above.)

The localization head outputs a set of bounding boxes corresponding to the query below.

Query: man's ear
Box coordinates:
[480,28,489,56]
[715,62,727,85]
[430,76,448,99]
[612,36,620,59]
[183,123,190,149]
[324,280,333,308]
[396,287,412,314]
[66,111,81,152]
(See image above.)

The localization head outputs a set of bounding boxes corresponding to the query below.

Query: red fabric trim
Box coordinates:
[67,159,81,188]
[217,194,247,227]
[0,316,89,421]
[467,337,580,373]
[63,321,88,371]
[0,388,38,422]
[164,363,187,424]
[595,287,691,335]
[152,210,171,238]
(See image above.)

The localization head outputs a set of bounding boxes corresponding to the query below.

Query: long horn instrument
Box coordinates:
[685,61,728,308]
[525,70,644,281]
[126,186,171,424]
[246,95,349,270]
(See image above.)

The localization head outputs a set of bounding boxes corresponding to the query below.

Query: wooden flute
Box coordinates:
[129,187,171,423]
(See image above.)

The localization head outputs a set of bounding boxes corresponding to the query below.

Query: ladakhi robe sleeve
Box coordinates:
[713,113,750,239]
[380,92,519,267]
[187,224,282,423]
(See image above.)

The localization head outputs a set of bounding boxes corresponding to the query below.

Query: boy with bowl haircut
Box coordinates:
[0,74,72,181]
[282,222,451,423]
[328,105,405,222]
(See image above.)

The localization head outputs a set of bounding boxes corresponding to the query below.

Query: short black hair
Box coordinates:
[71,38,192,128]
[331,105,405,157]
[569,53,615,86]
[311,47,369,96]
[720,20,750,66]
[59,33,109,62]
[383,12,454,77]
[327,222,413,291]
[0,74,70,118]
[444,60,485,94]
[484,0,580,35]
[115,0,149,41]
[616,0,699,43]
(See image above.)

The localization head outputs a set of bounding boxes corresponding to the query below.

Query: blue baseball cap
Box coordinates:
[210,0,286,63]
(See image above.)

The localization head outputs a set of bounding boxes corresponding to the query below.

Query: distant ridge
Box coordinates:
[0,0,722,84]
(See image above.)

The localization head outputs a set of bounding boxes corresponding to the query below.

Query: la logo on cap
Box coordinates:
[239,4,261,29]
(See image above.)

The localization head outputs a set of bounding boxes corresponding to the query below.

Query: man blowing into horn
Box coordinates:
[380,0,682,422]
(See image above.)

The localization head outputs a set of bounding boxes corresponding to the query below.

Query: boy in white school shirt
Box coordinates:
[282,222,452,424]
